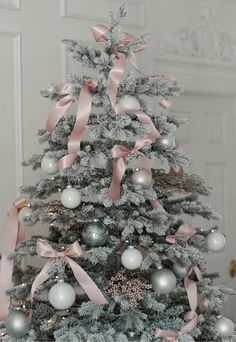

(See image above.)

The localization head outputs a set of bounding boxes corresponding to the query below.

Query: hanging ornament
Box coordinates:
[121,246,143,270]
[158,135,176,150]
[41,155,58,175]
[116,95,141,111]
[197,294,214,312]
[60,185,81,209]
[127,331,140,341]
[131,168,152,189]
[151,267,177,294]
[82,219,108,247]
[207,230,226,251]
[172,262,188,278]
[18,206,33,226]
[215,316,234,338]
[5,308,30,338]
[48,279,76,310]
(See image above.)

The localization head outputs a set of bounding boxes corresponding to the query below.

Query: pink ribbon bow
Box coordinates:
[166,223,196,244]
[31,239,108,305]
[46,79,97,170]
[0,196,28,320]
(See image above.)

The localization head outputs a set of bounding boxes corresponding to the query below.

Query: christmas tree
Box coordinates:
[0,2,235,341]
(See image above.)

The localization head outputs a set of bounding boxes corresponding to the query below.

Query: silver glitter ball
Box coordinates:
[82,220,108,247]
[151,268,177,294]
[158,135,176,150]
[172,262,188,278]
[5,309,30,338]
[131,168,152,189]
[215,316,234,338]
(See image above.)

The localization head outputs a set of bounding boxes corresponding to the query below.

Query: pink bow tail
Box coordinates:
[166,223,196,244]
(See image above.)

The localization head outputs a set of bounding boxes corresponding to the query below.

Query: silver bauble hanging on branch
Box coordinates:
[158,135,176,150]
[151,267,177,294]
[131,168,152,189]
[207,230,226,251]
[215,316,234,338]
[121,246,143,270]
[5,308,30,338]
[172,262,188,278]
[116,95,141,111]
[41,155,59,175]
[18,206,33,226]
[48,279,76,310]
[82,219,108,247]
[60,185,81,209]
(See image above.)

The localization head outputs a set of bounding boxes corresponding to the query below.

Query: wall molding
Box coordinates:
[0,0,20,11]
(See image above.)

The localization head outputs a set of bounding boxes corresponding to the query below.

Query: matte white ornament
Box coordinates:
[215,316,234,338]
[158,135,176,150]
[131,168,152,189]
[121,246,143,270]
[48,279,76,310]
[60,185,81,209]
[5,309,30,338]
[117,95,141,111]
[207,231,226,251]
[151,268,177,294]
[41,155,58,175]
[18,207,33,226]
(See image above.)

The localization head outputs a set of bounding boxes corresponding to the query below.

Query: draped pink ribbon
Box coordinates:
[31,239,108,305]
[92,24,176,111]
[0,196,28,320]
[166,223,196,244]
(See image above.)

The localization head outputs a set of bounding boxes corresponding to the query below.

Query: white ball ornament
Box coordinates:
[117,95,141,111]
[41,155,58,175]
[48,279,76,310]
[121,246,143,270]
[131,168,152,189]
[158,135,176,150]
[60,185,81,209]
[18,206,33,226]
[151,267,177,294]
[215,316,234,338]
[5,308,30,338]
[207,231,226,251]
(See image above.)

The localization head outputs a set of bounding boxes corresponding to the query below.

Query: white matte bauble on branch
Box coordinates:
[18,206,33,226]
[60,185,81,209]
[172,262,188,278]
[48,279,76,310]
[41,155,58,175]
[158,135,176,150]
[151,267,177,294]
[121,246,143,270]
[207,231,226,251]
[117,95,141,111]
[215,316,234,338]
[5,309,30,338]
[131,168,152,189]
[82,219,108,247]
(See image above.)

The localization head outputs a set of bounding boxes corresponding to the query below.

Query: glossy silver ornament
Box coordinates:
[172,262,188,278]
[18,206,33,226]
[117,95,141,110]
[158,135,176,150]
[131,168,152,189]
[48,279,76,310]
[41,155,58,175]
[151,267,177,294]
[207,231,226,251]
[5,309,30,338]
[82,219,108,247]
[215,316,234,338]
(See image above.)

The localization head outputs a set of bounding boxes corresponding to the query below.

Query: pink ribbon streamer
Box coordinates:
[31,239,108,305]
[0,197,28,320]
[166,223,196,244]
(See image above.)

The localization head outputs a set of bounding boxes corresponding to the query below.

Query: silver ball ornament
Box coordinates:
[60,185,81,209]
[82,219,108,247]
[131,168,152,189]
[41,155,58,175]
[215,316,234,338]
[117,95,141,111]
[121,246,143,270]
[18,206,33,226]
[172,262,188,278]
[158,135,176,150]
[151,268,177,294]
[48,279,76,310]
[207,231,226,251]
[5,309,30,338]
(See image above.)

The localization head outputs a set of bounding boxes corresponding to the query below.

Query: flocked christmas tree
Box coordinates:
[0,3,235,342]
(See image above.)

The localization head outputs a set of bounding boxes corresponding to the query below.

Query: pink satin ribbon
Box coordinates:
[31,239,108,305]
[166,223,196,244]
[0,197,28,320]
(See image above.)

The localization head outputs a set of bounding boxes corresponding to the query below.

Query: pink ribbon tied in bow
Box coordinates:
[166,223,196,244]
[0,196,28,320]
[31,239,108,305]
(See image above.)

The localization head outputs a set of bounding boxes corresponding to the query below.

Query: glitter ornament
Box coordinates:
[151,267,176,294]
[215,316,234,338]
[5,308,30,338]
[121,246,143,270]
[48,279,76,310]
[131,168,152,189]
[60,185,81,209]
[82,219,108,247]
[41,155,58,175]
